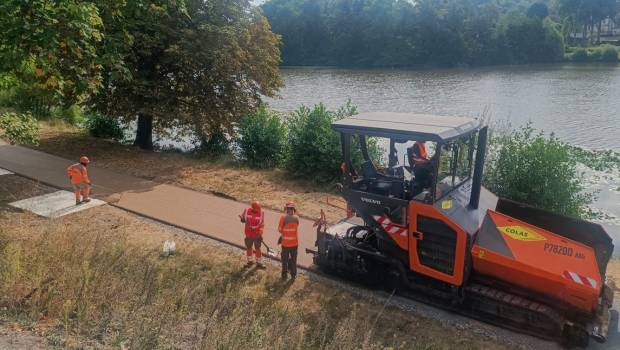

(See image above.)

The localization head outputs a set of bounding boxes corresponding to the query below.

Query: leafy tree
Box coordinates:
[527,2,549,19]
[0,112,39,145]
[94,0,283,150]
[495,13,564,64]
[0,1,104,110]
[485,124,594,219]
[262,0,566,67]
[237,106,286,168]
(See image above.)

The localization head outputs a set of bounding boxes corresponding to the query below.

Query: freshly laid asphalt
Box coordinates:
[0,141,319,267]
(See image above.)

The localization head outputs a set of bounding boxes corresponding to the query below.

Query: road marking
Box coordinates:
[9,190,105,218]
[0,168,13,176]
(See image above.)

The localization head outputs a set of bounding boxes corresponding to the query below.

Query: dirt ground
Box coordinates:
[33,124,345,224]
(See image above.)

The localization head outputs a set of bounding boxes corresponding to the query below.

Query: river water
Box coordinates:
[264,64,620,252]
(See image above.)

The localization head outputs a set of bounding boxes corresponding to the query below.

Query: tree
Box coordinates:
[527,2,549,19]
[485,125,594,219]
[93,0,282,150]
[0,1,104,110]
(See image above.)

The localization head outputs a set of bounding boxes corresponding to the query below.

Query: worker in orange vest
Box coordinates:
[409,140,429,165]
[278,201,299,280]
[67,156,91,205]
[239,200,265,268]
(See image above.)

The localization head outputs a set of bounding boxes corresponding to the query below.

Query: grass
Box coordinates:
[0,201,512,349]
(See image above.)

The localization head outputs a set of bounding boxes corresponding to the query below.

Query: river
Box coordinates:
[264,64,620,252]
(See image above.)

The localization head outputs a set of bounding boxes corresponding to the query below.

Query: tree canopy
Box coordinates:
[0,0,283,150]
[262,0,617,67]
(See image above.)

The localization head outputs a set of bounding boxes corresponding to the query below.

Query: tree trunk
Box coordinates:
[134,113,154,150]
[583,23,588,46]
[597,20,602,44]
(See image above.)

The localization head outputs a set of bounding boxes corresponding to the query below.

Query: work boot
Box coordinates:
[256,257,266,269]
[82,198,91,203]
[75,199,82,205]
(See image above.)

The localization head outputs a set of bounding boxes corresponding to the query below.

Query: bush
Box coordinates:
[83,113,124,141]
[237,106,286,168]
[53,104,85,125]
[0,111,39,145]
[600,45,619,62]
[484,124,593,219]
[285,101,381,183]
[570,47,589,62]
[285,103,343,183]
[195,129,231,158]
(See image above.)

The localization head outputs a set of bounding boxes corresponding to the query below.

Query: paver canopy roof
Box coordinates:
[332,112,481,142]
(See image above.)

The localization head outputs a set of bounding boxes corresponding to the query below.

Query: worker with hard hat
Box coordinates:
[278,201,300,281]
[239,200,266,268]
[67,156,92,205]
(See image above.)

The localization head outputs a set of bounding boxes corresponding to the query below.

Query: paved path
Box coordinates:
[0,141,318,267]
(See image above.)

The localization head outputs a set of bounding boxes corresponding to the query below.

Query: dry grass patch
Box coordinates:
[0,205,511,350]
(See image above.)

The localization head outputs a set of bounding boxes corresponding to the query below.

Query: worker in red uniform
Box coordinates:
[239,200,265,268]
[278,201,299,281]
[67,156,91,205]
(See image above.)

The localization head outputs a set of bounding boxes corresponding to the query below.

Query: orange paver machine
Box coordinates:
[307,112,614,347]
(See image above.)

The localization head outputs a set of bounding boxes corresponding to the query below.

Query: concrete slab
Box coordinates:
[0,168,13,176]
[9,190,105,218]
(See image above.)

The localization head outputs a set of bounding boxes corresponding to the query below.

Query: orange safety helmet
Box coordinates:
[79,156,90,165]
[251,200,261,211]
[285,201,296,211]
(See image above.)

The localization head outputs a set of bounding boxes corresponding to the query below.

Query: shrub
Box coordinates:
[237,106,286,168]
[569,47,589,62]
[54,104,85,125]
[600,45,619,62]
[484,124,594,219]
[0,111,39,145]
[195,129,231,158]
[285,101,381,183]
[83,113,124,141]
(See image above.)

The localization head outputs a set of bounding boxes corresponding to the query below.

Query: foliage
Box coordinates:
[0,111,39,145]
[93,0,283,150]
[495,14,565,64]
[527,2,549,19]
[569,47,590,62]
[484,124,594,219]
[195,129,231,158]
[237,106,286,168]
[262,0,568,67]
[600,45,620,62]
[0,0,104,109]
[567,45,619,62]
[285,101,381,183]
[83,113,124,141]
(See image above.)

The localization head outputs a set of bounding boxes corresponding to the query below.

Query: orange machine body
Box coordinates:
[471,210,602,312]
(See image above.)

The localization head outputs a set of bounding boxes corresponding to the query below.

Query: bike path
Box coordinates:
[0,141,318,267]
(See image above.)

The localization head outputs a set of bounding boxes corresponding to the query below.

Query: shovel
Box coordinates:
[262,240,278,258]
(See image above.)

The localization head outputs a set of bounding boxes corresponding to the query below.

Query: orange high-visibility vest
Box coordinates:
[278,214,299,248]
[67,163,89,184]
[242,208,264,238]
[415,141,428,159]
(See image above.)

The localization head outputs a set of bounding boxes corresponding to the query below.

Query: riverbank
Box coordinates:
[0,174,517,349]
